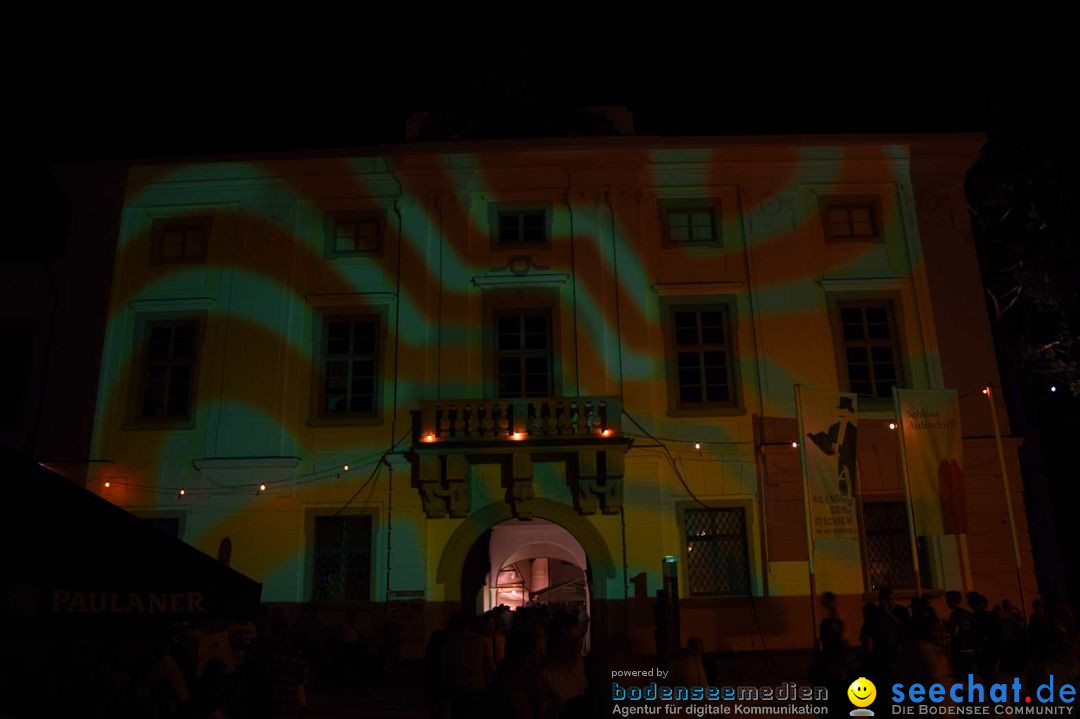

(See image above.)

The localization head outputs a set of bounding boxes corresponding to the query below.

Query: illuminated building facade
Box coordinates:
[89,134,1036,656]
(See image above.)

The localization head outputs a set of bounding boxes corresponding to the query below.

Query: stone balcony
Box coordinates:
[409,397,630,519]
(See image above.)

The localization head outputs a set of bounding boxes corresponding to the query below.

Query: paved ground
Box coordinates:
[302,651,815,717]
[306,684,428,718]
[306,667,428,718]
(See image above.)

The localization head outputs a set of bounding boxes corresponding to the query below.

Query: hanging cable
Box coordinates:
[333,428,413,516]
[97,429,413,498]
[623,408,783,676]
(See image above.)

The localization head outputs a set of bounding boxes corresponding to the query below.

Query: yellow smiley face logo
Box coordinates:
[848,677,877,707]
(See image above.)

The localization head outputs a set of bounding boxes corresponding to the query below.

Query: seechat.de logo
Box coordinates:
[891,675,1076,715]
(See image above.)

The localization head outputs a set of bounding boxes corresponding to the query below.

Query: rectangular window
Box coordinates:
[837,302,902,399]
[313,515,372,601]
[667,207,717,244]
[327,211,382,256]
[151,216,210,264]
[497,209,547,246]
[863,501,916,591]
[685,507,751,596]
[661,199,722,247]
[495,310,552,398]
[669,306,735,409]
[820,196,882,242]
[321,316,378,417]
[137,320,199,421]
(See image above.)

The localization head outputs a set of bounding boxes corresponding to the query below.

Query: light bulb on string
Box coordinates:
[694,442,702,451]
[888,422,897,430]
[178,489,186,498]
[1050,385,1057,393]
[343,464,350,471]
[258,483,267,494]
[791,441,799,449]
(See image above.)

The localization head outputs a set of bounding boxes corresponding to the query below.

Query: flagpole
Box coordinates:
[793,384,819,649]
[984,384,1027,619]
[893,389,924,597]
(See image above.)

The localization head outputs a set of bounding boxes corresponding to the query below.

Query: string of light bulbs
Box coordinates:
[626,388,996,456]
[95,429,413,499]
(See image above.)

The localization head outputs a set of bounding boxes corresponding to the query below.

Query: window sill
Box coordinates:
[666,407,747,419]
[825,236,884,244]
[122,420,196,431]
[306,416,384,428]
[491,242,552,251]
[662,241,723,250]
[325,251,383,261]
[855,398,896,416]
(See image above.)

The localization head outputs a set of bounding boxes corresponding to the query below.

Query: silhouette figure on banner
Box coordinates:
[807,396,858,497]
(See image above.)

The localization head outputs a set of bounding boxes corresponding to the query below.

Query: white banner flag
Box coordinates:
[894,389,965,537]
[797,388,860,541]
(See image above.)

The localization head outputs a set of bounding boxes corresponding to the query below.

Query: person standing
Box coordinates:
[265,618,311,719]
[945,591,975,680]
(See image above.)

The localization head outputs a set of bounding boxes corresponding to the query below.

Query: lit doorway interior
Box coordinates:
[481,519,590,628]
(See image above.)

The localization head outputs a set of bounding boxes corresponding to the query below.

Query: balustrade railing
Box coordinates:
[415,396,621,442]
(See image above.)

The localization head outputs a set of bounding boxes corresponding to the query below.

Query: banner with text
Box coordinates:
[797,388,859,540]
[894,388,965,536]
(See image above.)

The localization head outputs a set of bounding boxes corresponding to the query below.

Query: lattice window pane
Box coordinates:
[685,507,750,596]
[322,318,378,417]
[495,311,552,399]
[139,321,198,420]
[313,515,372,602]
[497,210,546,246]
[667,207,718,244]
[670,307,734,408]
[863,502,916,591]
[153,218,209,264]
[839,302,901,398]
[824,202,878,241]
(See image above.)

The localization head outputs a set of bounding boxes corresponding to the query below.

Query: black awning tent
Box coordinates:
[1,451,262,636]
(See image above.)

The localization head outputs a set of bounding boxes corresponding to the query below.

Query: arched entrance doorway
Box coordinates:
[480,518,590,613]
[436,499,617,617]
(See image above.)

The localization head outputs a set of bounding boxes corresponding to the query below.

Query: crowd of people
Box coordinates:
[17,590,1080,718]
[810,589,1080,713]
[424,603,612,719]
[421,602,710,719]
[27,604,390,719]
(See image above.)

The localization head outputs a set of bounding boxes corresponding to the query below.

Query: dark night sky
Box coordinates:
[29,44,1071,163]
